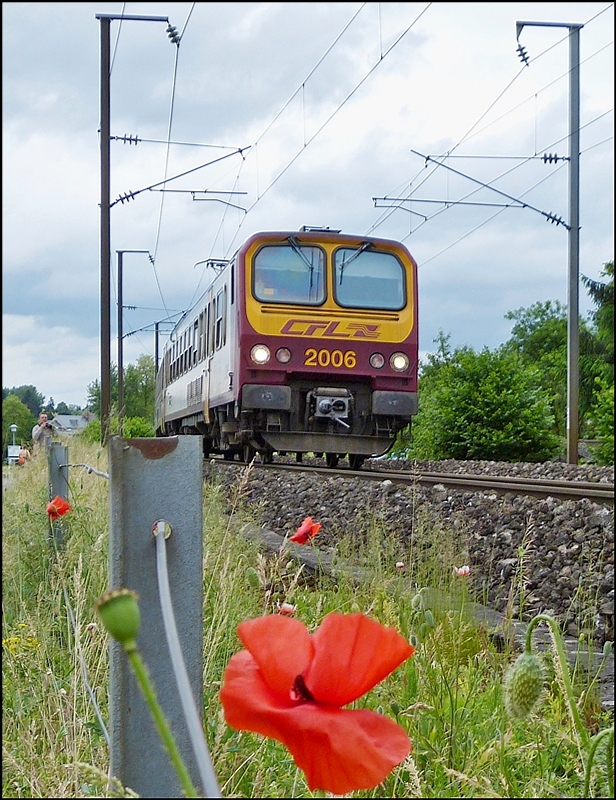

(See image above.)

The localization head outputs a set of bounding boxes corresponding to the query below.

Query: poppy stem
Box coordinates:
[126,647,200,798]
[525,614,590,757]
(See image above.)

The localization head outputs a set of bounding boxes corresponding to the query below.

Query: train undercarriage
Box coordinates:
[161,380,414,469]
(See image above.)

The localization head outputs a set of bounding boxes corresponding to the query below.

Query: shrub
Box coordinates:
[587,378,614,465]
[410,346,559,462]
[79,416,154,443]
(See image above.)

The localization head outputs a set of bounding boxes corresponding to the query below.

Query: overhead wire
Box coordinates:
[251,2,367,145]
[367,6,613,241]
[149,38,182,323]
[123,3,197,362]
[395,109,612,251]
[141,2,610,335]
[415,109,612,231]
[221,2,433,259]
[182,0,373,296]
[413,162,569,266]
[179,2,365,300]
[109,1,126,75]
[411,132,612,267]
[248,2,432,206]
[460,40,613,150]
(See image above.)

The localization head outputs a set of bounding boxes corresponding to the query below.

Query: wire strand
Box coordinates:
[223,2,433,257]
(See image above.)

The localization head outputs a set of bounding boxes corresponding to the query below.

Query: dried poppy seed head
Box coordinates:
[95,588,140,650]
[504,651,545,718]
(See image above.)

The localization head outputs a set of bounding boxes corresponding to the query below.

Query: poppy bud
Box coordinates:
[95,588,140,650]
[423,609,435,629]
[411,592,423,611]
[504,651,544,718]
[245,567,261,589]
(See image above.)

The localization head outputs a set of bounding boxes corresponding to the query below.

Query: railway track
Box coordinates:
[213,457,614,506]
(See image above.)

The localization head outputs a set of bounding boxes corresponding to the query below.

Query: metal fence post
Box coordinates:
[48,442,69,549]
[108,435,204,798]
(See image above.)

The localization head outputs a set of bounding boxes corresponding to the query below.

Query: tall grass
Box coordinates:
[2,441,613,798]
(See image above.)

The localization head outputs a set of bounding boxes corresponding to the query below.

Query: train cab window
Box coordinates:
[253,244,325,305]
[333,248,406,310]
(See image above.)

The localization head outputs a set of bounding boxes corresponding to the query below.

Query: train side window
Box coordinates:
[215,289,224,349]
[198,311,205,361]
[193,320,198,366]
[222,285,227,346]
[204,305,210,358]
[208,300,216,356]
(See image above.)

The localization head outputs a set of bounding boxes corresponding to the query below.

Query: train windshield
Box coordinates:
[253,244,326,305]
[333,248,406,310]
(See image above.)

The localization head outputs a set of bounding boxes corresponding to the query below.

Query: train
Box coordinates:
[154,227,418,469]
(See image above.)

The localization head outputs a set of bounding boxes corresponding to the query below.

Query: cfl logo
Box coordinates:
[280,320,381,339]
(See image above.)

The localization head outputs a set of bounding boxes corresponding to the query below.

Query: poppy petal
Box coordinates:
[237,615,314,698]
[296,517,314,536]
[289,516,321,544]
[220,652,410,795]
[47,495,71,518]
[289,706,411,794]
[220,649,296,740]
[305,613,414,706]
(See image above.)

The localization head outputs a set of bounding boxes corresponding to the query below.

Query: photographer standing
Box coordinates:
[32,412,54,451]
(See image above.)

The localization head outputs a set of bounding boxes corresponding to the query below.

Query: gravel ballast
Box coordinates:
[205,457,614,644]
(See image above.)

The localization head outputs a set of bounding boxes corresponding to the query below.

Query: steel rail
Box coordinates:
[211,458,614,505]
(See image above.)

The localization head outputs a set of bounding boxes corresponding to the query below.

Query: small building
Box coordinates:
[51,413,94,436]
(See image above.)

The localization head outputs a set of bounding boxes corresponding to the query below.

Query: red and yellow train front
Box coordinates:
[235,230,418,462]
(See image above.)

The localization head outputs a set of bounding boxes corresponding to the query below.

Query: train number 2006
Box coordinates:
[304,348,357,369]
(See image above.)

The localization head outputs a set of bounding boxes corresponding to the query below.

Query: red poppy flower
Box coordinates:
[289,516,321,544]
[46,495,72,520]
[220,612,414,794]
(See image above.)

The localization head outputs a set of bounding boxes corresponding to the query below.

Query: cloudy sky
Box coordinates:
[3,2,613,408]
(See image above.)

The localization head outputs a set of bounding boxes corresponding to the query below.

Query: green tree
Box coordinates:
[582,260,614,375]
[87,364,118,417]
[2,394,36,454]
[586,377,614,465]
[123,355,156,420]
[3,385,45,417]
[80,414,154,443]
[123,416,155,437]
[409,345,559,462]
[54,402,83,415]
[503,300,606,437]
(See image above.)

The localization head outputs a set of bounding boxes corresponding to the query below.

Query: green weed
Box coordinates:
[2,441,613,798]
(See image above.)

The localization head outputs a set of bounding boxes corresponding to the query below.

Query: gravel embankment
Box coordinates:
[205,458,614,644]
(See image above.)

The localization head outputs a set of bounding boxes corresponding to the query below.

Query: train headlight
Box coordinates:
[275,347,292,364]
[390,352,409,372]
[370,353,385,369]
[250,344,271,365]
